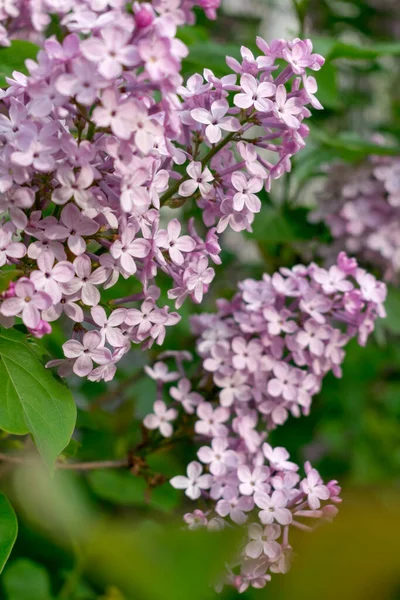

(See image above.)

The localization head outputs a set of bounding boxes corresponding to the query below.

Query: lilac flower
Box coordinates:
[179,162,214,198]
[191,99,240,144]
[46,204,99,255]
[144,361,179,382]
[234,73,275,112]
[42,294,84,323]
[300,468,330,510]
[170,378,203,414]
[62,254,108,306]
[11,122,60,171]
[1,278,51,328]
[125,299,166,340]
[296,319,332,357]
[93,89,137,140]
[51,166,94,208]
[238,465,271,496]
[143,399,177,437]
[156,219,196,265]
[197,437,238,476]
[231,337,262,372]
[56,59,108,105]
[215,487,254,524]
[81,26,138,79]
[245,523,281,559]
[62,331,112,377]
[214,370,252,407]
[170,461,213,500]
[231,172,263,213]
[30,251,75,303]
[0,187,35,230]
[185,256,214,303]
[91,306,127,347]
[273,85,303,129]
[254,490,292,526]
[194,402,229,437]
[263,444,298,471]
[110,226,151,275]
[0,227,26,266]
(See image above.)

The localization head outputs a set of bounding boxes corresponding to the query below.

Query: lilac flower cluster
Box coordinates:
[0,0,325,382]
[0,0,221,47]
[143,252,386,592]
[310,155,400,282]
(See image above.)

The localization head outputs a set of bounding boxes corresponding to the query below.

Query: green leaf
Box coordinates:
[380,286,400,334]
[0,492,17,573]
[309,129,400,160]
[312,36,400,62]
[0,267,23,294]
[86,521,241,600]
[314,62,340,109]
[3,559,54,600]
[88,470,147,506]
[0,41,40,88]
[249,206,295,243]
[0,328,76,468]
[329,41,400,61]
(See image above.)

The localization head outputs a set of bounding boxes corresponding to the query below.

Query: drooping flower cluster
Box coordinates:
[143,252,386,592]
[0,0,325,382]
[310,155,400,282]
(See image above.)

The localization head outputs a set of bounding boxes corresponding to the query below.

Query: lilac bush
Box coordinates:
[0,0,390,593]
[143,252,386,592]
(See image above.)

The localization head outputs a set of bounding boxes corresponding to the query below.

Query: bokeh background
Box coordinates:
[1,1,400,598]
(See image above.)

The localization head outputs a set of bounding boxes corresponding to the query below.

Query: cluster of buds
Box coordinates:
[143,252,386,591]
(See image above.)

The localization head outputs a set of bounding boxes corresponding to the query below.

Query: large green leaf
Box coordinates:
[0,329,76,468]
[0,492,17,573]
[3,559,54,600]
[0,41,40,87]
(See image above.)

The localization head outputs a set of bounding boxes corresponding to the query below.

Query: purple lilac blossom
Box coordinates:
[143,252,385,592]
[0,0,325,382]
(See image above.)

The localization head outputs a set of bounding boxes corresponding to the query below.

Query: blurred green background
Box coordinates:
[1,0,400,598]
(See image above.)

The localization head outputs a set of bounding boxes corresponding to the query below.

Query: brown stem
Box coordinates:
[0,453,130,471]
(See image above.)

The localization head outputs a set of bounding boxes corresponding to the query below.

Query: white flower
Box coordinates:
[170,461,213,500]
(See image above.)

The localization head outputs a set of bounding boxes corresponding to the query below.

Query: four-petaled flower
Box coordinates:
[170,461,213,500]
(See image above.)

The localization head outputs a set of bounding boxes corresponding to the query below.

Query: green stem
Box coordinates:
[159,130,238,207]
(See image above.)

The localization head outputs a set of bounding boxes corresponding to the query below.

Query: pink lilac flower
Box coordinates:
[234,73,275,112]
[300,467,330,510]
[245,523,281,559]
[170,461,213,500]
[191,99,240,144]
[143,399,177,437]
[1,277,51,328]
[0,227,26,266]
[254,490,292,526]
[62,330,112,377]
[231,172,263,213]
[30,251,75,303]
[179,162,214,198]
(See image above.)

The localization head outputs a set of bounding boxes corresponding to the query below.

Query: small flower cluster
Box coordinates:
[143,253,386,592]
[310,155,400,282]
[0,0,324,382]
